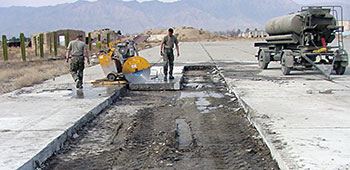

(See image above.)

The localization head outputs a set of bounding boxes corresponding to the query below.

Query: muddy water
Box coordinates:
[44,67,279,170]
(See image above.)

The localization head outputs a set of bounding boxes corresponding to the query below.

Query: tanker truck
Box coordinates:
[255,6,348,79]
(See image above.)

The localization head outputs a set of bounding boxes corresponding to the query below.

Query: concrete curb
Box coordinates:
[219,71,289,170]
[18,86,127,170]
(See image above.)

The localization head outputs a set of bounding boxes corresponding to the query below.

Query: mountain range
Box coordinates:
[0,0,349,37]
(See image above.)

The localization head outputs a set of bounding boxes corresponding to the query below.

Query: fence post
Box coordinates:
[39,33,44,58]
[2,35,8,61]
[65,31,69,48]
[53,32,57,56]
[88,32,92,51]
[20,33,26,61]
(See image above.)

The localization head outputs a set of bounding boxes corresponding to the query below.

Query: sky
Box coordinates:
[0,0,177,7]
[0,0,348,7]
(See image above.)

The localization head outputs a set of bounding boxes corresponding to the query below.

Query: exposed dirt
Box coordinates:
[140,26,265,42]
[142,26,230,42]
[44,67,279,170]
[0,59,70,94]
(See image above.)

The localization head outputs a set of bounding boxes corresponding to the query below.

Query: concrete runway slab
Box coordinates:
[0,65,125,170]
[141,39,350,169]
[1,39,349,170]
[216,40,350,170]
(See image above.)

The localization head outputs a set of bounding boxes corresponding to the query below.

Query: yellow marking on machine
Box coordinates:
[122,56,151,74]
[312,48,327,53]
[98,48,115,67]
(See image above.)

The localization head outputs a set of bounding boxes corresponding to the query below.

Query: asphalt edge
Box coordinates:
[218,71,289,170]
[18,86,127,170]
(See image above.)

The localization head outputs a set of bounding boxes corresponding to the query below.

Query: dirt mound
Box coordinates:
[142,26,228,42]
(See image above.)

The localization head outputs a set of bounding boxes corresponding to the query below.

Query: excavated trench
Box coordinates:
[43,66,279,170]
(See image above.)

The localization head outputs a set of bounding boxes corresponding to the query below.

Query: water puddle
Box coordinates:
[180,91,224,114]
[186,77,206,83]
[180,91,224,99]
[70,84,120,99]
[184,83,213,89]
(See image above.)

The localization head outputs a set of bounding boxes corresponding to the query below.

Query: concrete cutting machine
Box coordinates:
[98,39,151,83]
[255,6,348,79]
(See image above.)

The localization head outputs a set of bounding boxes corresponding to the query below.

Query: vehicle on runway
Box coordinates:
[255,6,348,79]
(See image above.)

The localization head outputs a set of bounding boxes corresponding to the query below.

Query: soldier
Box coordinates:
[66,34,90,89]
[160,28,180,81]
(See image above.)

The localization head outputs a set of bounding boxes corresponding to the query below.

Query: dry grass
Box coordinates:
[0,46,71,94]
[0,60,69,94]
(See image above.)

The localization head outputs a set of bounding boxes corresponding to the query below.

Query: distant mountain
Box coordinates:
[295,0,350,5]
[0,0,347,37]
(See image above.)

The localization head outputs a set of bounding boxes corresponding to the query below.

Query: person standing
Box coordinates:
[66,34,90,89]
[160,28,180,81]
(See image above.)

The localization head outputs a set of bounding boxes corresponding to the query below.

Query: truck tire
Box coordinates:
[281,65,291,75]
[334,62,346,75]
[281,51,293,75]
[258,50,269,69]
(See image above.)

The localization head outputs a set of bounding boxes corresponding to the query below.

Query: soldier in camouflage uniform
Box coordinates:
[66,34,90,89]
[160,28,180,81]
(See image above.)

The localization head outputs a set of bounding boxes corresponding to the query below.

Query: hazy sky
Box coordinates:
[0,0,176,7]
[0,0,347,7]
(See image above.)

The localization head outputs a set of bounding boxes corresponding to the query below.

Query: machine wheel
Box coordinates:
[107,73,117,81]
[334,62,346,75]
[258,50,269,69]
[281,52,292,75]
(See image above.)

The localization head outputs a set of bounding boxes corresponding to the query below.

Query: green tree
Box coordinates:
[34,36,38,56]
[2,35,8,61]
[96,41,101,50]
[53,32,58,56]
[88,32,92,51]
[65,31,69,48]
[107,32,111,45]
[49,37,52,54]
[39,34,44,58]
[20,33,26,61]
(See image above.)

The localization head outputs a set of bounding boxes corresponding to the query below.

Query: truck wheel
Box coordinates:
[281,52,292,75]
[281,65,291,75]
[258,50,269,69]
[334,63,346,75]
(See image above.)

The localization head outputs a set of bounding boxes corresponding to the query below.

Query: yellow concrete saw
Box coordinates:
[97,39,151,83]
[122,56,151,83]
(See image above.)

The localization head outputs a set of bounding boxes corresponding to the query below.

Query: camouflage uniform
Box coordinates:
[67,39,86,88]
[162,35,179,77]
